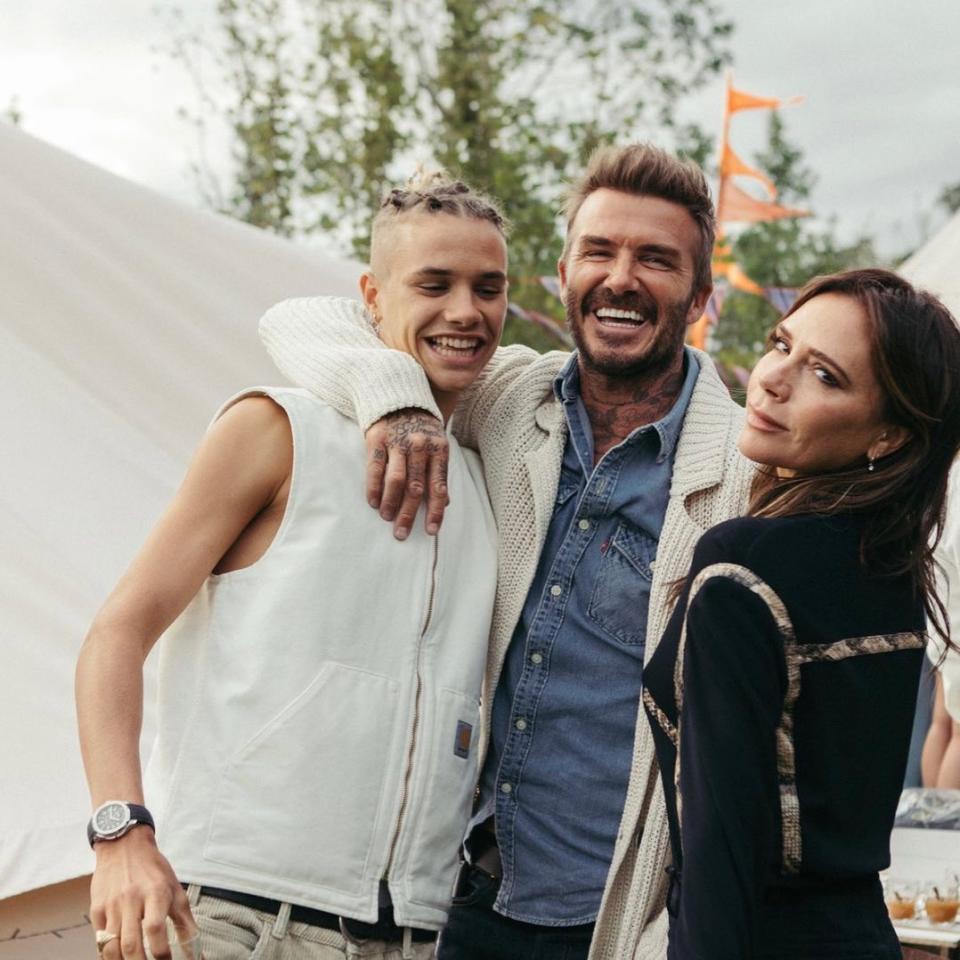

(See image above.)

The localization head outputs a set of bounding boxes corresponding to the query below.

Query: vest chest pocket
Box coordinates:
[587,521,657,646]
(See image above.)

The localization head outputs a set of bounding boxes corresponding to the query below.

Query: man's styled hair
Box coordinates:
[561,143,715,291]
[369,170,509,275]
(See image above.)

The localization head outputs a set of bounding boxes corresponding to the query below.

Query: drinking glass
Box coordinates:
[884,877,918,921]
[923,876,960,924]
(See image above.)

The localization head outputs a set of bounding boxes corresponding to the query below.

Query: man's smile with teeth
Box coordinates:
[594,307,647,324]
[427,334,483,353]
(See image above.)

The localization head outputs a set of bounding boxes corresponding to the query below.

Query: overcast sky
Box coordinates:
[2,1,958,259]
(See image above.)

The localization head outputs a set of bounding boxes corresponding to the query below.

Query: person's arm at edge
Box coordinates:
[923,674,951,787]
[75,397,291,960]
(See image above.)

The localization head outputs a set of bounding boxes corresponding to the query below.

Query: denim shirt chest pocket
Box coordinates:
[588,521,657,646]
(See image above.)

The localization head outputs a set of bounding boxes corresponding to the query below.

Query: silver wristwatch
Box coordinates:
[87,800,155,848]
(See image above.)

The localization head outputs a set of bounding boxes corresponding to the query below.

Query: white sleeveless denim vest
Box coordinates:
[144,387,498,929]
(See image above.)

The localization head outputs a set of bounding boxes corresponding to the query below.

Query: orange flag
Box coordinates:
[720,143,777,200]
[728,86,804,114]
[718,180,809,225]
[688,314,711,350]
[713,258,765,296]
[712,236,765,296]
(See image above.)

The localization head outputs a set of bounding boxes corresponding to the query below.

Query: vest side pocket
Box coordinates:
[203,662,401,894]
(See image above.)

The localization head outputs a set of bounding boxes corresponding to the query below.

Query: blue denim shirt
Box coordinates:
[471,348,700,925]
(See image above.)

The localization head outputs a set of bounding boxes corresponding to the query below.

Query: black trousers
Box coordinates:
[437,865,594,960]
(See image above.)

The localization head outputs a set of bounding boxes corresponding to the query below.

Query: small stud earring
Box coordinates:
[867,457,875,472]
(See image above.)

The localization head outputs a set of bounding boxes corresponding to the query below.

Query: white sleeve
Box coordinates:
[259,296,441,430]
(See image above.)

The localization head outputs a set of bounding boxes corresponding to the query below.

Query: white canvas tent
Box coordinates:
[0,122,361,956]
[899,209,960,315]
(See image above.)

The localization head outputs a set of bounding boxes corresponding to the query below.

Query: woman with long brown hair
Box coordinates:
[643,268,960,959]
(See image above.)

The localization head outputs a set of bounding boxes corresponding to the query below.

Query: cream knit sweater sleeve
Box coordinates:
[259,296,443,429]
[259,295,566,450]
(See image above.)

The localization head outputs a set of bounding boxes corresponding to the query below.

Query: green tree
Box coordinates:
[167,0,732,345]
[713,112,876,371]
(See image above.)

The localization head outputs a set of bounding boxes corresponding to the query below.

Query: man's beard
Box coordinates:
[565,286,694,380]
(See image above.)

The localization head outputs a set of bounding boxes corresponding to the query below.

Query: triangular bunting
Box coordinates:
[720,144,777,200]
[688,313,712,350]
[764,287,800,313]
[539,276,562,301]
[728,86,804,114]
[718,180,810,225]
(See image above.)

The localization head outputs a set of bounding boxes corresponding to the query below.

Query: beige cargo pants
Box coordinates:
[187,886,436,960]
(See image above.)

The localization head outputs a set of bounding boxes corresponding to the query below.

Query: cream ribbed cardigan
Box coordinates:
[260,297,755,959]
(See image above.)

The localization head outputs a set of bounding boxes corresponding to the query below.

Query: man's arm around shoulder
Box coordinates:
[260,294,564,537]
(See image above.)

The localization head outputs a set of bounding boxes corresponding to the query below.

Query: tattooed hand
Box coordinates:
[365,408,450,540]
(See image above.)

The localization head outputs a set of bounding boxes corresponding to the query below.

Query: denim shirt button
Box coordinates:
[501,782,513,794]
[530,652,543,665]
[578,518,591,531]
[549,584,562,597]
[515,718,528,731]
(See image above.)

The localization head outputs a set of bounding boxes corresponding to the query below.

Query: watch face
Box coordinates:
[94,802,130,836]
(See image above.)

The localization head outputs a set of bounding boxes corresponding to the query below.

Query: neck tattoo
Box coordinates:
[579,362,685,464]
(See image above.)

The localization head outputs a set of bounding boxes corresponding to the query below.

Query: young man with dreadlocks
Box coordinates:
[76,174,509,960]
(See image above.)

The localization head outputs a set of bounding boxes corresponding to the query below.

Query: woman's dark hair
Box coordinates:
[749,268,960,647]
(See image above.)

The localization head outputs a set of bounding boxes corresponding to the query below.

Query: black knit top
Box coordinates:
[643,512,926,959]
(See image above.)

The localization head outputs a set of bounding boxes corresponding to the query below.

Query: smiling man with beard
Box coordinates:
[258,144,755,960]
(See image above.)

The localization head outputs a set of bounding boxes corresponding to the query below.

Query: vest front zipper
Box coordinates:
[385,533,439,878]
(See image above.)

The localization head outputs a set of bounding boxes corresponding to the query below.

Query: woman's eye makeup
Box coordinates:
[814,366,839,387]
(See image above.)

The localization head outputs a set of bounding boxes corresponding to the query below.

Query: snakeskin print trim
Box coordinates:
[674,562,801,873]
[673,561,927,876]
[643,687,678,747]
[794,631,926,664]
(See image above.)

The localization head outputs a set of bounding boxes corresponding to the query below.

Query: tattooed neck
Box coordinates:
[578,357,686,463]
